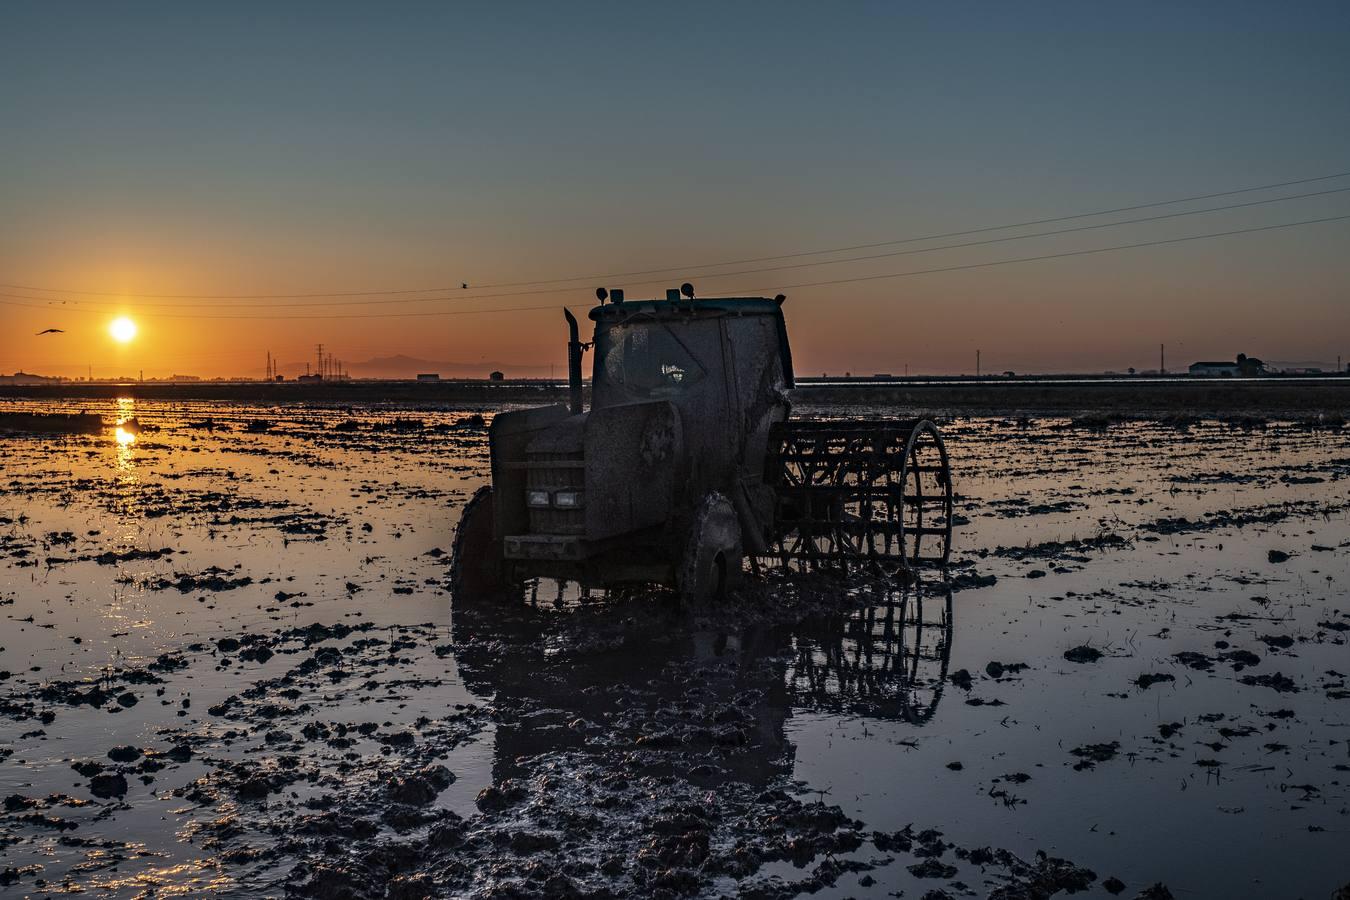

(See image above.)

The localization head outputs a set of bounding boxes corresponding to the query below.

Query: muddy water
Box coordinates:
[1,398,1347,898]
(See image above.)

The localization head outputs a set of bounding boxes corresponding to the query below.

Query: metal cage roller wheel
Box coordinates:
[449,485,508,601]
[898,421,953,570]
[677,492,744,606]
[761,419,954,573]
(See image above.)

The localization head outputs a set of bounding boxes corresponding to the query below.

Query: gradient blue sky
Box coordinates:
[2,1,1348,377]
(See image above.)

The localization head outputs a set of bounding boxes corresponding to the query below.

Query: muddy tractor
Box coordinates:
[451,285,952,604]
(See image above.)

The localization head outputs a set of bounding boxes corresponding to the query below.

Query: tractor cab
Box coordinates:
[588,292,795,520]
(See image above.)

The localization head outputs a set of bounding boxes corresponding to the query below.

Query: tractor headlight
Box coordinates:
[552,490,585,509]
[526,489,552,509]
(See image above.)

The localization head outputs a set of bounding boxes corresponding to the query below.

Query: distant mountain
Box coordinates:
[343,355,550,379]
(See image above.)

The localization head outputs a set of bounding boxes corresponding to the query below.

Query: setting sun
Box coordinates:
[109,316,138,343]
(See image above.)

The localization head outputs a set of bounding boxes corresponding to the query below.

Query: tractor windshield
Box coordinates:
[595,320,711,401]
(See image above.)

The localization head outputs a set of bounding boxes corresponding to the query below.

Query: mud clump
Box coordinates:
[385,766,454,806]
[1070,742,1121,770]
[1239,672,1299,693]
[152,568,253,593]
[88,773,128,798]
[985,661,1029,679]
[908,858,958,879]
[236,775,277,802]
[1135,884,1175,899]
[986,852,1097,898]
[1133,673,1174,689]
[1064,645,1103,664]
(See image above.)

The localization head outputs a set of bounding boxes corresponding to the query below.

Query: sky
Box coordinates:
[2,1,1348,378]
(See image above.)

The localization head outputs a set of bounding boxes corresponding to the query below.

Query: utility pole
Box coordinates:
[316,344,325,379]
[976,349,981,378]
[1160,343,1165,376]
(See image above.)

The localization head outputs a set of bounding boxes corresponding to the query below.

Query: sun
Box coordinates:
[109,316,138,343]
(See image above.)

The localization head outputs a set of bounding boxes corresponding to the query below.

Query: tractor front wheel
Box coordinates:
[450,485,507,601]
[677,492,743,606]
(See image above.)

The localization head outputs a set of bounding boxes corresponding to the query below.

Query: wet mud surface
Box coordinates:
[2,398,1349,898]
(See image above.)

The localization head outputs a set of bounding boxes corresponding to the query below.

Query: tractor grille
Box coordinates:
[526,451,585,535]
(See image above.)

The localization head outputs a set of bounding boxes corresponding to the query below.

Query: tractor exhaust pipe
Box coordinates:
[564,308,584,415]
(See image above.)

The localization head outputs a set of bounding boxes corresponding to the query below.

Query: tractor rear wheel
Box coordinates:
[450,485,507,601]
[677,492,743,606]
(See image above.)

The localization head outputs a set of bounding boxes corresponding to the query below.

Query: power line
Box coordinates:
[763,213,1350,293]
[5,185,1348,311]
[2,213,1346,320]
[448,170,1350,289]
[4,169,1348,300]
[643,186,1350,282]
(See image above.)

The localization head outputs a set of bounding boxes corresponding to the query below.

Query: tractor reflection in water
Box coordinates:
[451,284,953,605]
[451,579,954,789]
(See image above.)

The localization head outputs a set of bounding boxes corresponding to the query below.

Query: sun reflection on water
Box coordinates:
[114,397,139,475]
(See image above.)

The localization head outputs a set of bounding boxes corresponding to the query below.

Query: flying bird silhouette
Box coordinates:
[35,328,65,335]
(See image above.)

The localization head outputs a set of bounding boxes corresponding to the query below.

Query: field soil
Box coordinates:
[1,397,1348,898]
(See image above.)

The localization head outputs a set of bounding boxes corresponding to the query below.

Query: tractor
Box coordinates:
[450,284,952,604]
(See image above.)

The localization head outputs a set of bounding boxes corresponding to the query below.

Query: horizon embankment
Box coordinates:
[3,377,1350,416]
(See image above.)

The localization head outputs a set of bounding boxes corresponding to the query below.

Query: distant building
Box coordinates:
[416,373,440,382]
[1189,361,1240,377]
[1188,353,1269,377]
[489,371,505,381]
[297,373,323,383]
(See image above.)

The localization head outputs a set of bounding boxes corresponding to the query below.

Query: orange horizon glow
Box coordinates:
[5,255,1347,382]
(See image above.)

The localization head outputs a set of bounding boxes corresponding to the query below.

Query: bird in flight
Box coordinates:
[35,328,65,335]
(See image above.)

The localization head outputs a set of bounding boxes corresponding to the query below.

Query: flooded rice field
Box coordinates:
[1,397,1348,899]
